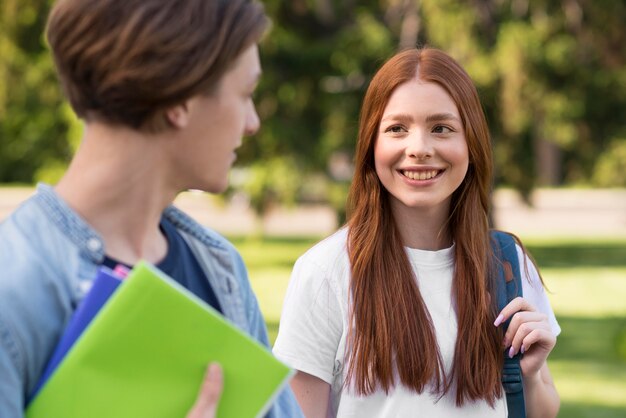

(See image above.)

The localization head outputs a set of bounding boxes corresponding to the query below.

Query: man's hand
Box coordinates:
[187,363,223,418]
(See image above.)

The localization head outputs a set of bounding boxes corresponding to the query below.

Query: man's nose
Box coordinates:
[244,103,260,136]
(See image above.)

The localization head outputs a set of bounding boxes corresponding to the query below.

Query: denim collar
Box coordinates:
[33,183,226,264]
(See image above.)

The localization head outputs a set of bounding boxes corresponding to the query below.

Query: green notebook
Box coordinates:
[26,261,294,418]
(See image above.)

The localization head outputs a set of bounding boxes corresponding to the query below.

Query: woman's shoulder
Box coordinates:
[500,233,562,336]
[298,227,349,264]
[289,227,352,286]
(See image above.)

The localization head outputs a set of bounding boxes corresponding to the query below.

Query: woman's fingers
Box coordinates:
[493,298,557,376]
[493,297,556,371]
[493,297,535,327]
[503,311,549,348]
[519,328,557,376]
[507,320,553,358]
[520,328,556,354]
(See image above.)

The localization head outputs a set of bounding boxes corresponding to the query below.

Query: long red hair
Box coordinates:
[346,47,502,406]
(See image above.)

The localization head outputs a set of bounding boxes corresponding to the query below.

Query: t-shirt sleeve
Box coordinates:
[517,245,561,337]
[273,255,344,385]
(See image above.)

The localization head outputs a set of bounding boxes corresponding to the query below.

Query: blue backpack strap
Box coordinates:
[491,231,527,418]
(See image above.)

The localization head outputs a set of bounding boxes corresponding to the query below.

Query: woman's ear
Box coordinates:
[165,102,190,129]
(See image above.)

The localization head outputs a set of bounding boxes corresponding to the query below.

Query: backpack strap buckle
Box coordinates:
[502,353,526,418]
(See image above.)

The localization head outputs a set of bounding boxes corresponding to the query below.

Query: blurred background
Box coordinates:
[0,0,625,416]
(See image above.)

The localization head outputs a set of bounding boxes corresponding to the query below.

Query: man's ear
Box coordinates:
[165,102,190,129]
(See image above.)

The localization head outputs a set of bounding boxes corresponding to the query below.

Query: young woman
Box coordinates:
[0,0,303,417]
[273,48,560,418]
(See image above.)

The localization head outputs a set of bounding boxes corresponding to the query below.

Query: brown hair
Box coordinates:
[46,0,269,132]
[346,47,503,406]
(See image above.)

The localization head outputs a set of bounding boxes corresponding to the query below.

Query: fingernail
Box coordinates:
[508,346,515,358]
[521,345,525,354]
[494,314,504,327]
[208,363,221,378]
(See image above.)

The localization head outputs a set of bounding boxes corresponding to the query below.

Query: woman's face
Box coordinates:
[374,79,469,218]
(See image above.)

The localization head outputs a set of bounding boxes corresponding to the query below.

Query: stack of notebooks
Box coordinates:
[26,262,293,418]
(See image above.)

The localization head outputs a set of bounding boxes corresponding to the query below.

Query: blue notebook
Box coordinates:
[29,267,124,401]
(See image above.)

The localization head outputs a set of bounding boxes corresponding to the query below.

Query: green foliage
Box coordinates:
[616,326,626,362]
[1,0,625,203]
[593,138,626,187]
[239,0,626,209]
[235,1,398,209]
[0,0,72,184]
[434,0,626,191]
[237,157,301,214]
[34,102,83,184]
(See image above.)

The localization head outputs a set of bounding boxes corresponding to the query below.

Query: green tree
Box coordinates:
[240,0,626,215]
[2,0,624,215]
[0,0,74,184]
[415,0,625,196]
[236,0,402,220]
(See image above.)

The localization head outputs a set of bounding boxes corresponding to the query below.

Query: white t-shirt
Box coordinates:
[273,228,560,418]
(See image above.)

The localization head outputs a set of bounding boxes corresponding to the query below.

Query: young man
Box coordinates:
[0,0,303,417]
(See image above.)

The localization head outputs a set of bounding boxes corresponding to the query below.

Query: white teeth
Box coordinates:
[402,170,439,180]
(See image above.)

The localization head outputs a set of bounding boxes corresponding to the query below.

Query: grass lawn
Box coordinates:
[232,235,626,417]
[229,236,316,326]
[533,239,626,417]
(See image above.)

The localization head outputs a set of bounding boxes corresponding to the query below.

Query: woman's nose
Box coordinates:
[406,132,433,159]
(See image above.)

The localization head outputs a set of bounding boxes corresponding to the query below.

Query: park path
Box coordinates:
[1,187,625,238]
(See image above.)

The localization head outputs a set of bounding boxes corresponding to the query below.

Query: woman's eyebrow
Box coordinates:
[380,113,413,124]
[425,112,460,123]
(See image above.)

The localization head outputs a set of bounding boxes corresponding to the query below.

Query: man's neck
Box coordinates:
[55,122,174,265]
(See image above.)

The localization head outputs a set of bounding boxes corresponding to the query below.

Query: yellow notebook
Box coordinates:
[26,261,294,418]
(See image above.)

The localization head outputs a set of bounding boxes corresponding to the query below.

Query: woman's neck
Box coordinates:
[389,199,453,250]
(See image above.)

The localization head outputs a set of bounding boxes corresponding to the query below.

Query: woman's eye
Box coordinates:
[386,125,406,133]
[432,125,452,134]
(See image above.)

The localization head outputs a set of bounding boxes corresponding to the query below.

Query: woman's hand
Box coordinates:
[494,297,556,377]
[187,363,223,418]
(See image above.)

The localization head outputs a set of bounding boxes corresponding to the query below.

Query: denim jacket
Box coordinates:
[0,184,303,418]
